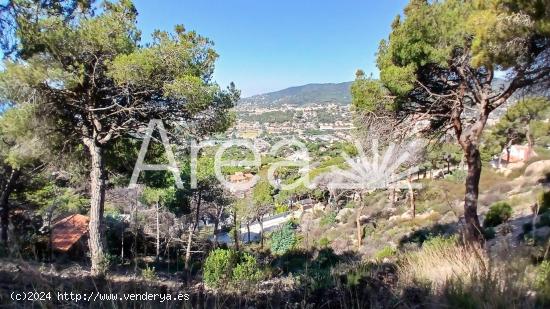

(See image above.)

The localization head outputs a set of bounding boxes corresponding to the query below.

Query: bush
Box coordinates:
[422,235,458,250]
[538,191,550,213]
[484,202,512,227]
[141,265,157,280]
[274,203,289,214]
[232,253,263,285]
[320,211,337,226]
[374,246,396,261]
[319,237,331,247]
[203,249,262,288]
[536,261,550,301]
[270,223,297,255]
[203,249,236,288]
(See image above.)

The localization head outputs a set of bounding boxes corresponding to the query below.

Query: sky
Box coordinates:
[133,0,409,97]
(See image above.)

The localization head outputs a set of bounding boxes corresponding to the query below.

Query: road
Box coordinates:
[213,210,301,244]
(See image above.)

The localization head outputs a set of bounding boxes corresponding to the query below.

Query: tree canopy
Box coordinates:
[0,0,239,275]
[352,0,550,242]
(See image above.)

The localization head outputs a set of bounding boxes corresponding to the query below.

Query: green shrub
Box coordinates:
[274,203,289,214]
[203,248,236,288]
[232,253,263,285]
[538,191,550,213]
[203,249,262,288]
[422,235,457,250]
[103,253,121,266]
[484,202,512,227]
[535,260,550,301]
[288,217,299,228]
[319,237,331,247]
[141,265,157,280]
[320,211,337,226]
[374,246,397,261]
[270,223,297,255]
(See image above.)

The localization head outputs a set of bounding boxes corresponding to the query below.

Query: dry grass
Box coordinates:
[397,237,541,308]
[398,237,488,291]
[480,168,509,191]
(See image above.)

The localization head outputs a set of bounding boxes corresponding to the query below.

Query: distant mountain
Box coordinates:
[239,82,353,107]
[238,77,546,110]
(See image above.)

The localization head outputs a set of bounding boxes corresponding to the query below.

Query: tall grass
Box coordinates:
[398,236,538,308]
[398,236,488,291]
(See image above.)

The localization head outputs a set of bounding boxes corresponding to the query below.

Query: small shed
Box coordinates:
[51,214,89,257]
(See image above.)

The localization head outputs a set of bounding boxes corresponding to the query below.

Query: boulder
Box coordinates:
[358,215,371,224]
[400,210,413,220]
[335,208,354,223]
[313,202,325,212]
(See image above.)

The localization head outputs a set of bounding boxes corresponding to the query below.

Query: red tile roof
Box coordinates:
[51,214,89,252]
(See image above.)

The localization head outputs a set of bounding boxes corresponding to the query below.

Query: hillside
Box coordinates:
[239,82,353,107]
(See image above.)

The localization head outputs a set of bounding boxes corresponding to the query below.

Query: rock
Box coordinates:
[313,202,325,212]
[416,209,435,220]
[433,170,445,179]
[359,215,371,224]
[400,210,413,220]
[335,208,354,222]
[524,160,550,177]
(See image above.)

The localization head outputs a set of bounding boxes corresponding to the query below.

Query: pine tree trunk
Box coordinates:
[184,191,202,270]
[0,168,20,246]
[390,188,396,208]
[85,140,107,276]
[259,219,264,248]
[464,144,484,243]
[356,193,364,250]
[121,225,124,263]
[133,201,138,273]
[184,225,193,270]
[526,125,534,160]
[497,145,505,169]
[407,176,415,219]
[156,201,160,261]
[213,220,219,247]
[233,207,239,251]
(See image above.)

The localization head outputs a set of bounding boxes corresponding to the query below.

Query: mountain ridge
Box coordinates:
[239,81,353,107]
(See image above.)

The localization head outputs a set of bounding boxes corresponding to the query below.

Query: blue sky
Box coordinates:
[133,0,409,97]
